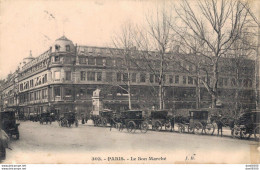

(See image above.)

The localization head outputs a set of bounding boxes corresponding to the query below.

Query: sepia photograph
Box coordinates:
[0,0,259,165]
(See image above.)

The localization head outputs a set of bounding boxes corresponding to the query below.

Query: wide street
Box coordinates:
[2,121,260,164]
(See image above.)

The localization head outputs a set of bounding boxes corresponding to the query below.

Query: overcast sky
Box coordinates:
[0,0,259,79]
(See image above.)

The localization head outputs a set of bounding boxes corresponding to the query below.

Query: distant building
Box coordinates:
[0,36,257,117]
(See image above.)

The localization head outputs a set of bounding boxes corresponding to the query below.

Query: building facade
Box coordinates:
[0,36,257,118]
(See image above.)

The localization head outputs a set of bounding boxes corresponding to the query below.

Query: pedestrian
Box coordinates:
[0,129,9,161]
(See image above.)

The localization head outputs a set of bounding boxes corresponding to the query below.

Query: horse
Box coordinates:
[210,114,235,137]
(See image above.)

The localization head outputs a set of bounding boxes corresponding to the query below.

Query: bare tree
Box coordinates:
[138,6,173,110]
[110,23,138,110]
[172,0,251,108]
[228,26,257,111]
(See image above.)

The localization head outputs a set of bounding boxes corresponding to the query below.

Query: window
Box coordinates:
[132,73,136,82]
[55,45,60,51]
[97,72,102,81]
[20,84,23,91]
[44,74,47,83]
[79,88,87,99]
[88,57,95,65]
[106,59,113,66]
[106,72,113,82]
[96,58,103,66]
[64,57,71,64]
[183,76,186,84]
[188,76,193,84]
[219,78,223,87]
[140,73,146,83]
[231,78,236,87]
[224,78,228,86]
[38,90,42,99]
[54,56,60,62]
[155,74,159,83]
[79,57,87,64]
[54,71,61,80]
[30,79,34,88]
[65,71,71,81]
[117,73,122,82]
[81,71,86,81]
[116,59,123,67]
[243,79,248,87]
[169,75,173,84]
[42,89,47,99]
[175,75,179,84]
[65,88,72,96]
[123,73,128,82]
[30,92,34,101]
[248,79,252,87]
[66,45,70,52]
[163,75,166,82]
[238,79,243,87]
[189,65,194,72]
[87,71,95,81]
[150,74,154,83]
[42,76,45,84]
[54,87,61,97]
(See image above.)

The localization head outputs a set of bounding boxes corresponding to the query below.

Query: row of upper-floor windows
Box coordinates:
[52,56,72,64]
[53,45,71,52]
[20,59,48,77]
[78,71,253,88]
[19,74,47,92]
[19,88,48,103]
[77,56,253,75]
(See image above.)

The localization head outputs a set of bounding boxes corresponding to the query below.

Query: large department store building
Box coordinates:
[0,36,257,117]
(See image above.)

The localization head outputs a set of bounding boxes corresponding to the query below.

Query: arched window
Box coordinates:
[66,45,70,52]
[55,45,60,51]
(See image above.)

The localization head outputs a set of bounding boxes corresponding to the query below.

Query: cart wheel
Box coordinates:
[254,126,260,141]
[165,121,172,131]
[177,124,184,133]
[140,121,149,133]
[102,118,107,127]
[204,123,215,135]
[240,129,251,140]
[188,125,194,133]
[231,126,241,138]
[127,121,136,133]
[194,122,203,135]
[97,119,102,127]
[154,120,162,131]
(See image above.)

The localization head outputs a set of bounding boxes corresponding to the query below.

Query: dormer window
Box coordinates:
[54,56,60,62]
[55,44,60,51]
[66,45,70,52]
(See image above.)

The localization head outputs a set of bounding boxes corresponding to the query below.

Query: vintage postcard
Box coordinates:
[0,0,259,165]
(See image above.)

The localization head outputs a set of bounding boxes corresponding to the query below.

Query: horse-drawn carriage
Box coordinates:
[39,112,53,124]
[91,109,114,127]
[117,110,149,133]
[59,112,79,127]
[175,110,215,135]
[149,110,172,131]
[231,110,260,140]
[0,111,20,140]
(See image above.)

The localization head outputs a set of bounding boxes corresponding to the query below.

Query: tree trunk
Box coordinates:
[159,83,163,110]
[196,77,201,109]
[211,63,218,108]
[127,70,132,110]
